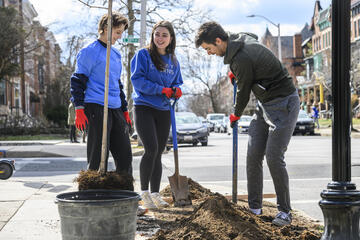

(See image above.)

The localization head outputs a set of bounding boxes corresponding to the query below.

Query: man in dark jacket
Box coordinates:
[195,21,300,226]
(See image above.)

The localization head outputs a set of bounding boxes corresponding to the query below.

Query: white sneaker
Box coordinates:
[272,211,292,226]
[249,208,262,215]
[151,192,169,208]
[140,191,157,210]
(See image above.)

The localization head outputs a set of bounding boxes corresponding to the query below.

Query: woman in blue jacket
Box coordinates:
[131,20,183,209]
[70,12,132,175]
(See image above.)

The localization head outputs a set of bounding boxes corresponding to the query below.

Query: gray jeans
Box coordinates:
[247,91,300,213]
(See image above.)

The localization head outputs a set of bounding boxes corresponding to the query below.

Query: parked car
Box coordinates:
[293,110,315,135]
[227,115,253,135]
[206,113,225,132]
[238,115,253,133]
[168,112,209,146]
[214,117,229,133]
[198,116,211,132]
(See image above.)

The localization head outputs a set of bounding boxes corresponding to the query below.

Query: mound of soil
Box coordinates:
[160,178,215,200]
[141,180,323,240]
[74,170,134,191]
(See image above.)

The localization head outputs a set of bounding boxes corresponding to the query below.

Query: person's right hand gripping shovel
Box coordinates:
[166,87,192,207]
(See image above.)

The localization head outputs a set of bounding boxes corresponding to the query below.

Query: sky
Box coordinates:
[29,0,332,55]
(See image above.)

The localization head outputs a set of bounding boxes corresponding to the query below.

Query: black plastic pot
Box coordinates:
[55,189,140,240]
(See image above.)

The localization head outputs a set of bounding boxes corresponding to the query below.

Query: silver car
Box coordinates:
[168,112,209,146]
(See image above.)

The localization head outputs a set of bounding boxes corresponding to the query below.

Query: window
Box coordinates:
[355,21,358,38]
[0,81,6,105]
[38,62,44,93]
[323,35,325,49]
[14,83,20,108]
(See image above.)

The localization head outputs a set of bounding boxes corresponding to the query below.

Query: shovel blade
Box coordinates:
[168,174,191,205]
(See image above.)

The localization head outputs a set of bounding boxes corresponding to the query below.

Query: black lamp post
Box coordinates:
[319,0,360,239]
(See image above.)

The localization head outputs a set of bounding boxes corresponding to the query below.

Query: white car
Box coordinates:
[227,115,253,135]
[206,113,225,132]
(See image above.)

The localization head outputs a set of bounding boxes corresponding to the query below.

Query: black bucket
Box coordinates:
[55,189,140,240]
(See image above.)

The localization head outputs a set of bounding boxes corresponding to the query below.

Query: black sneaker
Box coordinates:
[272,211,292,226]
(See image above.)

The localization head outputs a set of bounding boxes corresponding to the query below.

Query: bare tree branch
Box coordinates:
[77,0,108,9]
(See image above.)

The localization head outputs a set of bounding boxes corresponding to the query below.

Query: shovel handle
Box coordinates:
[232,83,238,203]
[169,99,179,176]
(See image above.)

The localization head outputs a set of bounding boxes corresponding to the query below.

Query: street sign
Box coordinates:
[123,37,140,43]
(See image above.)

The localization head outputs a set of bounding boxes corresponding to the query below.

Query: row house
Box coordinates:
[0,0,61,119]
[300,0,360,116]
[300,0,331,114]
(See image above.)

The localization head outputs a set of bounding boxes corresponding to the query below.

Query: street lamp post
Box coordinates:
[247,14,282,62]
[319,1,360,239]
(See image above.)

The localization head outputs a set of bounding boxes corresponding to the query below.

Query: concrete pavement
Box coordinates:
[0,128,359,239]
[0,139,147,240]
[0,139,145,158]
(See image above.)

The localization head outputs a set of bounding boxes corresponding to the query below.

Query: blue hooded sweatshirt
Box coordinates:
[130,48,183,110]
[70,40,127,110]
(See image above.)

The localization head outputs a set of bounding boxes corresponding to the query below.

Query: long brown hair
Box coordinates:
[147,21,177,71]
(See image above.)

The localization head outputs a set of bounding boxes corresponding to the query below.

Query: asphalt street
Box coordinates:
[6,133,360,224]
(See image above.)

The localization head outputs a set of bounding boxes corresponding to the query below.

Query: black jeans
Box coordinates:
[134,105,171,192]
[70,125,77,142]
[84,103,132,175]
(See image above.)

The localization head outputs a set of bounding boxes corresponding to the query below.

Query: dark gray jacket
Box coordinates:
[224,32,296,117]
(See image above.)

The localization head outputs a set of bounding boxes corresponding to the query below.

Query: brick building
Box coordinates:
[261,24,312,87]
[0,0,61,119]
[298,0,360,115]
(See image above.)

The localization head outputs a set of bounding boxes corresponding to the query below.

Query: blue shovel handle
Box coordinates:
[169,99,178,151]
[232,83,238,203]
[168,98,180,175]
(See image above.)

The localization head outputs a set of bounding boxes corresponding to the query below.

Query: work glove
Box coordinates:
[161,87,174,98]
[123,111,132,128]
[173,87,182,99]
[75,109,88,131]
[228,71,235,85]
[229,114,240,128]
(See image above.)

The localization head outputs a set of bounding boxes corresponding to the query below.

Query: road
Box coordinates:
[10,133,360,223]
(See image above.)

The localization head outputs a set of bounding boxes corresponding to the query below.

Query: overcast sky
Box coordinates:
[29,0,332,54]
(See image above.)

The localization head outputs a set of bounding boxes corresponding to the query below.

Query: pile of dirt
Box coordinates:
[160,178,215,200]
[143,180,323,240]
[74,170,134,191]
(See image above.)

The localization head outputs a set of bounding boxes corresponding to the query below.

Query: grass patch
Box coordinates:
[0,135,67,141]
[319,118,360,128]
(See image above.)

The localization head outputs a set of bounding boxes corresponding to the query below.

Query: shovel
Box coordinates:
[168,98,192,207]
[231,76,238,203]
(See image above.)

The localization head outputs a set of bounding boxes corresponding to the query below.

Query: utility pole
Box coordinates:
[19,0,25,114]
[140,0,146,48]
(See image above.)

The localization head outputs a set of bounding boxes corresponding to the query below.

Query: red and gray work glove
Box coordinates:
[229,114,240,128]
[161,87,174,98]
[228,71,235,85]
[75,109,88,131]
[173,87,182,99]
[123,111,132,128]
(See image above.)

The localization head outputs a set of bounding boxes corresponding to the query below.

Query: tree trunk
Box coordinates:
[126,0,135,112]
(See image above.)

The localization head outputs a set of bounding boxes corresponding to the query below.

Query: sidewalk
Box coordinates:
[315,126,360,137]
[0,139,147,240]
[0,139,144,158]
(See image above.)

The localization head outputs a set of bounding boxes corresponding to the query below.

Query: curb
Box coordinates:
[3,148,144,158]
